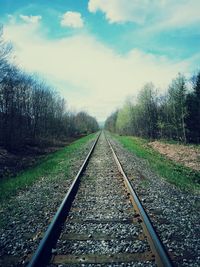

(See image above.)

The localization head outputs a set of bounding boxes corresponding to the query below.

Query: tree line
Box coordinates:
[105,72,200,143]
[0,27,99,151]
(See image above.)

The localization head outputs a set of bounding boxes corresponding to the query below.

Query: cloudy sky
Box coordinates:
[1,0,200,121]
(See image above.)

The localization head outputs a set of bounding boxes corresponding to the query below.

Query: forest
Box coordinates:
[0,27,99,151]
[105,72,200,144]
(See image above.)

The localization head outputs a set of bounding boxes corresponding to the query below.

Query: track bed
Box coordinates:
[47,134,157,266]
[29,132,172,267]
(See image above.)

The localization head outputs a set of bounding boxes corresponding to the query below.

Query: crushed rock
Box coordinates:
[0,138,95,267]
[109,135,200,267]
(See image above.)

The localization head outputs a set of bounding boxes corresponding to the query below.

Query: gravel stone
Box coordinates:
[109,135,200,267]
[63,222,142,237]
[57,239,149,255]
[0,138,95,267]
[52,133,153,267]
[48,263,156,267]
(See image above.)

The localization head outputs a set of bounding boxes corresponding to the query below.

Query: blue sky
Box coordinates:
[0,0,200,121]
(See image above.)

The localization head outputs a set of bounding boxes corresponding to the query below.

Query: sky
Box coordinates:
[0,0,200,121]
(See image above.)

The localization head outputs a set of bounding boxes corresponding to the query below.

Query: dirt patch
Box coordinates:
[148,141,200,171]
[0,138,78,179]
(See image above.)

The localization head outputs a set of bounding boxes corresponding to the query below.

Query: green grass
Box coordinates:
[0,133,97,204]
[113,134,200,192]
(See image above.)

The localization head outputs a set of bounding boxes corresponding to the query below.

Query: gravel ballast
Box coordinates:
[0,137,95,267]
[1,131,199,267]
[109,135,200,267]
[50,133,155,267]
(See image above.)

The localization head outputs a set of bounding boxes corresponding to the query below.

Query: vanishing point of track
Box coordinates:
[28,131,173,267]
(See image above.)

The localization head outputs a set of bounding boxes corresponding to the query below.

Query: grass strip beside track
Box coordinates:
[0,133,97,205]
[114,135,200,192]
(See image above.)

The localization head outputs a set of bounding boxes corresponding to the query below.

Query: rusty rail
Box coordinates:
[105,133,174,267]
[28,132,100,267]
[28,131,174,267]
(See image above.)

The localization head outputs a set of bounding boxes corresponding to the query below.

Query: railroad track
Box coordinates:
[28,132,173,267]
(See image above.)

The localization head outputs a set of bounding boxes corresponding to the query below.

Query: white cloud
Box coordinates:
[60,11,84,28]
[88,0,149,24]
[154,0,200,30]
[3,23,195,121]
[88,0,200,29]
[19,15,42,24]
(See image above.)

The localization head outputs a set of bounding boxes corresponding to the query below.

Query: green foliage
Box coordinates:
[116,101,133,134]
[105,72,200,144]
[114,134,200,191]
[186,72,200,143]
[0,133,96,204]
[104,111,118,133]
[136,83,158,138]
[166,73,187,142]
[107,83,158,139]
[74,111,99,135]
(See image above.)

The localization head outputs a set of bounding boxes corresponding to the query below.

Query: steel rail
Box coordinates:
[28,132,101,267]
[105,133,174,267]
